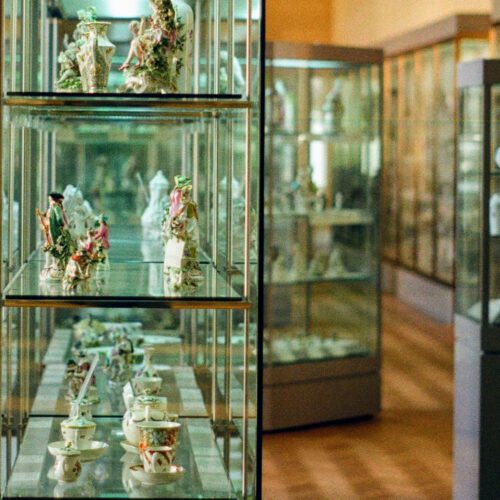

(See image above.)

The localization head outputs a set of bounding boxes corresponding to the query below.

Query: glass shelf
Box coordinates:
[264,271,373,286]
[31,328,210,417]
[267,209,374,226]
[266,129,375,143]
[4,417,236,499]
[4,93,249,111]
[3,260,245,309]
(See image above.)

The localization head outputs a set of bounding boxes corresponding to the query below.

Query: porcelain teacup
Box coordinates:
[137,421,181,450]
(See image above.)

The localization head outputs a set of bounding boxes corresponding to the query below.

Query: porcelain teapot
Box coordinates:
[122,397,169,446]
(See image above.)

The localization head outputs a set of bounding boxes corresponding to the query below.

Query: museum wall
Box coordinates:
[266,0,333,43]
[330,0,491,47]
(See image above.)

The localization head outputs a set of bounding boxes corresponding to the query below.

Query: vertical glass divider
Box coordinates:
[227,0,234,93]
[214,0,220,93]
[21,0,31,92]
[481,84,491,328]
[5,310,13,480]
[10,0,17,92]
[193,0,201,93]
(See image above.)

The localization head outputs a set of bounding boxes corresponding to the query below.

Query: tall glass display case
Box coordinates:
[0,1,262,498]
[263,42,382,430]
[382,14,490,287]
[454,58,500,499]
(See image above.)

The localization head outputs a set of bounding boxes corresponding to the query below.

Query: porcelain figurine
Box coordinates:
[141,171,170,238]
[120,0,193,93]
[91,214,110,271]
[62,185,95,239]
[163,175,203,290]
[327,247,346,276]
[63,230,103,290]
[36,192,76,281]
[322,79,345,134]
[56,15,88,93]
[290,167,318,213]
[309,253,329,277]
[49,442,82,483]
[76,7,115,93]
[136,346,160,378]
[73,317,106,345]
[266,79,287,130]
[272,253,288,283]
[106,332,134,384]
[291,243,307,279]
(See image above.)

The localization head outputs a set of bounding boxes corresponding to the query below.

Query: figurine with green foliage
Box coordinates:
[163,175,203,290]
[36,193,76,281]
[120,0,194,93]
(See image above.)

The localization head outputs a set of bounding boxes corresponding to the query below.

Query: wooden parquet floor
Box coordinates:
[262,294,454,500]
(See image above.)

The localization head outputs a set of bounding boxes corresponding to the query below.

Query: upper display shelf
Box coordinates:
[4,93,249,111]
[3,0,260,97]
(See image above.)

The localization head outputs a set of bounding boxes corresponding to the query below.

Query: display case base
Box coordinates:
[263,367,380,431]
[383,262,453,323]
[454,314,500,499]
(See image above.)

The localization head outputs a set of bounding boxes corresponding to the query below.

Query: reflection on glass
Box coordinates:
[265,53,380,367]
[456,86,483,320]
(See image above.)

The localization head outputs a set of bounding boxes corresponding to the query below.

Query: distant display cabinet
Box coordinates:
[454,59,500,499]
[0,1,262,499]
[263,42,382,430]
[383,14,490,286]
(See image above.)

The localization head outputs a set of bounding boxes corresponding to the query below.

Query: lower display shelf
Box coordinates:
[4,417,236,499]
[31,328,208,418]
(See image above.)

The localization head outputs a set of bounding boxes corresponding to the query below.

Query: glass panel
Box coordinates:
[489,84,500,326]
[397,53,417,267]
[382,58,398,260]
[435,41,456,283]
[265,54,380,366]
[415,48,434,275]
[456,86,483,320]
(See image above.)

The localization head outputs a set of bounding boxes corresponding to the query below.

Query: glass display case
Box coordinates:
[263,42,382,430]
[454,58,500,499]
[382,14,490,286]
[0,1,262,499]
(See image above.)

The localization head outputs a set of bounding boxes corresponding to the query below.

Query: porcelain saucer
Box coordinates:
[120,440,139,454]
[48,440,109,462]
[129,464,185,485]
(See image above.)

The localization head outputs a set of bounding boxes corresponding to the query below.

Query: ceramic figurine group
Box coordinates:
[57,1,194,94]
[36,191,110,290]
[66,319,145,399]
[120,0,194,93]
[163,175,203,291]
